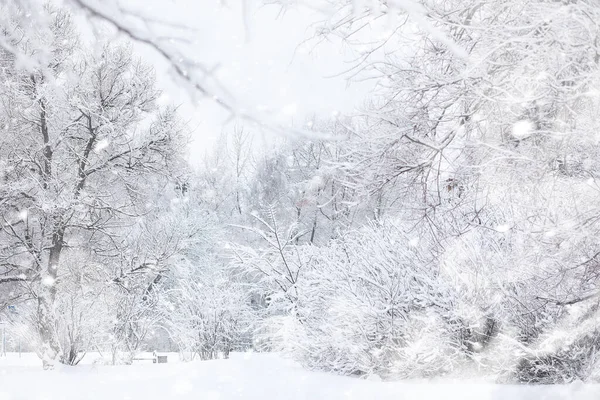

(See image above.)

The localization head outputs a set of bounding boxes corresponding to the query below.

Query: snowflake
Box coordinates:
[18,209,28,221]
[496,224,511,233]
[42,276,55,286]
[94,139,110,153]
[511,120,534,139]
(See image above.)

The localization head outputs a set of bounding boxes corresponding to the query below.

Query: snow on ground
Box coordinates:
[0,352,599,400]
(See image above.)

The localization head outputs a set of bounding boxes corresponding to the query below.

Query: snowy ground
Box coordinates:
[1,352,599,400]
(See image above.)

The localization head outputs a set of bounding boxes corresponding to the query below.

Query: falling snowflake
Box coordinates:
[18,209,28,221]
[511,120,535,139]
[94,139,110,153]
[544,230,556,238]
[496,224,511,232]
[42,276,55,286]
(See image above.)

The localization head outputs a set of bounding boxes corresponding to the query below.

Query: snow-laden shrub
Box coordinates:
[163,271,254,360]
[55,289,109,365]
[49,252,114,365]
[516,336,600,384]
[515,301,600,383]
[439,223,600,382]
[268,222,470,379]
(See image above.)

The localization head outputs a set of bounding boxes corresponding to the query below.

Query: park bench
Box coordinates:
[132,353,168,364]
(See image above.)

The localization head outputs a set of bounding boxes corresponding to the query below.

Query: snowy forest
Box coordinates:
[2,0,600,388]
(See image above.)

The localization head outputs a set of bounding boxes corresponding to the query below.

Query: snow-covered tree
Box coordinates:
[0,6,187,368]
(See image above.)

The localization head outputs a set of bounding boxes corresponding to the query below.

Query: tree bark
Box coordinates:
[37,223,65,369]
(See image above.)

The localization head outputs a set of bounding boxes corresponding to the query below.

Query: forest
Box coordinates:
[1,0,600,386]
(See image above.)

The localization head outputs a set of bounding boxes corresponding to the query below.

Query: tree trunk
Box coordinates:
[37,292,61,369]
[37,224,65,369]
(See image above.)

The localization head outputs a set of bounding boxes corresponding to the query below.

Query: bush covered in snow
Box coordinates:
[255,223,468,378]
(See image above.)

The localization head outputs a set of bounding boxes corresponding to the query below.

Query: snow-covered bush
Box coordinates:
[55,285,111,365]
[163,271,254,360]
[514,301,600,383]
[267,222,468,379]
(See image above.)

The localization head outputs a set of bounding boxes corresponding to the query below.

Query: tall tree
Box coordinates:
[0,7,187,368]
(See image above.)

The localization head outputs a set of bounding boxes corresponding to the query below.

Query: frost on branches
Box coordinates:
[3,0,600,385]
[227,0,600,383]
[0,6,189,368]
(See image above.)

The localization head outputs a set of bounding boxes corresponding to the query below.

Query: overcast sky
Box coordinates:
[120,0,374,164]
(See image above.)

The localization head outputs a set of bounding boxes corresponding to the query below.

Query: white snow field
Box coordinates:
[1,353,599,400]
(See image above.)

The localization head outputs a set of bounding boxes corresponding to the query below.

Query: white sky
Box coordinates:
[124,0,374,164]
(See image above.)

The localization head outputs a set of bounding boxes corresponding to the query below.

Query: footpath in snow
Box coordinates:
[1,352,599,400]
